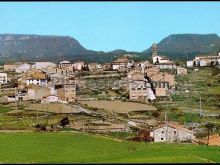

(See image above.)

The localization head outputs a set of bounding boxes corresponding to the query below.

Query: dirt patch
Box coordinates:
[79,100,157,113]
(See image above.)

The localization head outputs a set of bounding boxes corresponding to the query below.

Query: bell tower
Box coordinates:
[152,43,157,58]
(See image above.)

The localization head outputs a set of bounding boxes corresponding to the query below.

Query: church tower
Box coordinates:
[152,43,158,58]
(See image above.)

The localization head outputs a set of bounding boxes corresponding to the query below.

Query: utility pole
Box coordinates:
[15,87,18,110]
[165,105,168,142]
[199,97,202,117]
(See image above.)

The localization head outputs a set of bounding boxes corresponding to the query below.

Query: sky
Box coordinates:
[0,2,220,52]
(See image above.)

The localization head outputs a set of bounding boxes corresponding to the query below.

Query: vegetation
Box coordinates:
[0,132,220,163]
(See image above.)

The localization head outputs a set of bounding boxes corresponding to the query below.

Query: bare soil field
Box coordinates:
[78,100,157,113]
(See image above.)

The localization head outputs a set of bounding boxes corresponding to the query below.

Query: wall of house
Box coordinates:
[152,126,194,142]
[0,73,7,84]
[26,79,47,87]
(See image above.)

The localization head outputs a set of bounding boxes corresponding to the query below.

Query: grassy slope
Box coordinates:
[0,132,220,163]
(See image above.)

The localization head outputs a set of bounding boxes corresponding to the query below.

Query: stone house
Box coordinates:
[150,122,195,142]
[176,67,187,75]
[56,78,76,103]
[129,80,156,101]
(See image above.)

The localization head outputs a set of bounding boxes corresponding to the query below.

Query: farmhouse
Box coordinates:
[150,122,195,143]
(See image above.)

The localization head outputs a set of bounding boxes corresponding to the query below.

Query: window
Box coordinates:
[161,138,164,141]
[161,131,164,134]
[174,131,176,135]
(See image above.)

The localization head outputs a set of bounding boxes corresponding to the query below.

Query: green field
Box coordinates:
[0,132,220,163]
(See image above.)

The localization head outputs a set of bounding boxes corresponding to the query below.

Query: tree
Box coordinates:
[60,117,69,127]
[205,122,215,147]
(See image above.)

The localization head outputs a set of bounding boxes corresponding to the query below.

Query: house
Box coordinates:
[153,56,173,65]
[127,70,145,81]
[155,62,176,69]
[73,61,85,71]
[150,122,195,142]
[56,78,76,103]
[16,63,31,73]
[111,57,129,70]
[129,80,156,101]
[25,70,48,87]
[192,54,220,67]
[88,63,103,72]
[151,73,175,87]
[4,64,19,72]
[176,67,187,75]
[59,60,74,69]
[0,73,7,84]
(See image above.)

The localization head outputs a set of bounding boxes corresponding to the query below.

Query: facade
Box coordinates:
[187,61,194,67]
[191,54,220,67]
[151,73,175,87]
[129,80,156,101]
[25,70,48,87]
[150,123,195,142]
[59,60,73,69]
[111,57,129,70]
[176,67,187,75]
[4,64,19,72]
[0,73,7,84]
[56,78,76,103]
[73,61,85,71]
[155,63,176,69]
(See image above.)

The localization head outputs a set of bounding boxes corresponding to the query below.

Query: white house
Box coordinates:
[150,122,195,143]
[25,70,48,87]
[153,55,172,64]
[0,73,7,84]
[16,63,31,73]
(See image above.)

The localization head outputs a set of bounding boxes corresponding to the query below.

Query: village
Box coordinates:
[0,43,220,146]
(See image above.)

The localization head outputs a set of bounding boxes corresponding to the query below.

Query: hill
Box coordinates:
[0,34,97,62]
[143,34,220,60]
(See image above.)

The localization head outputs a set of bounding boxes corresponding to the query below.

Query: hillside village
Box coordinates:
[0,43,220,145]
